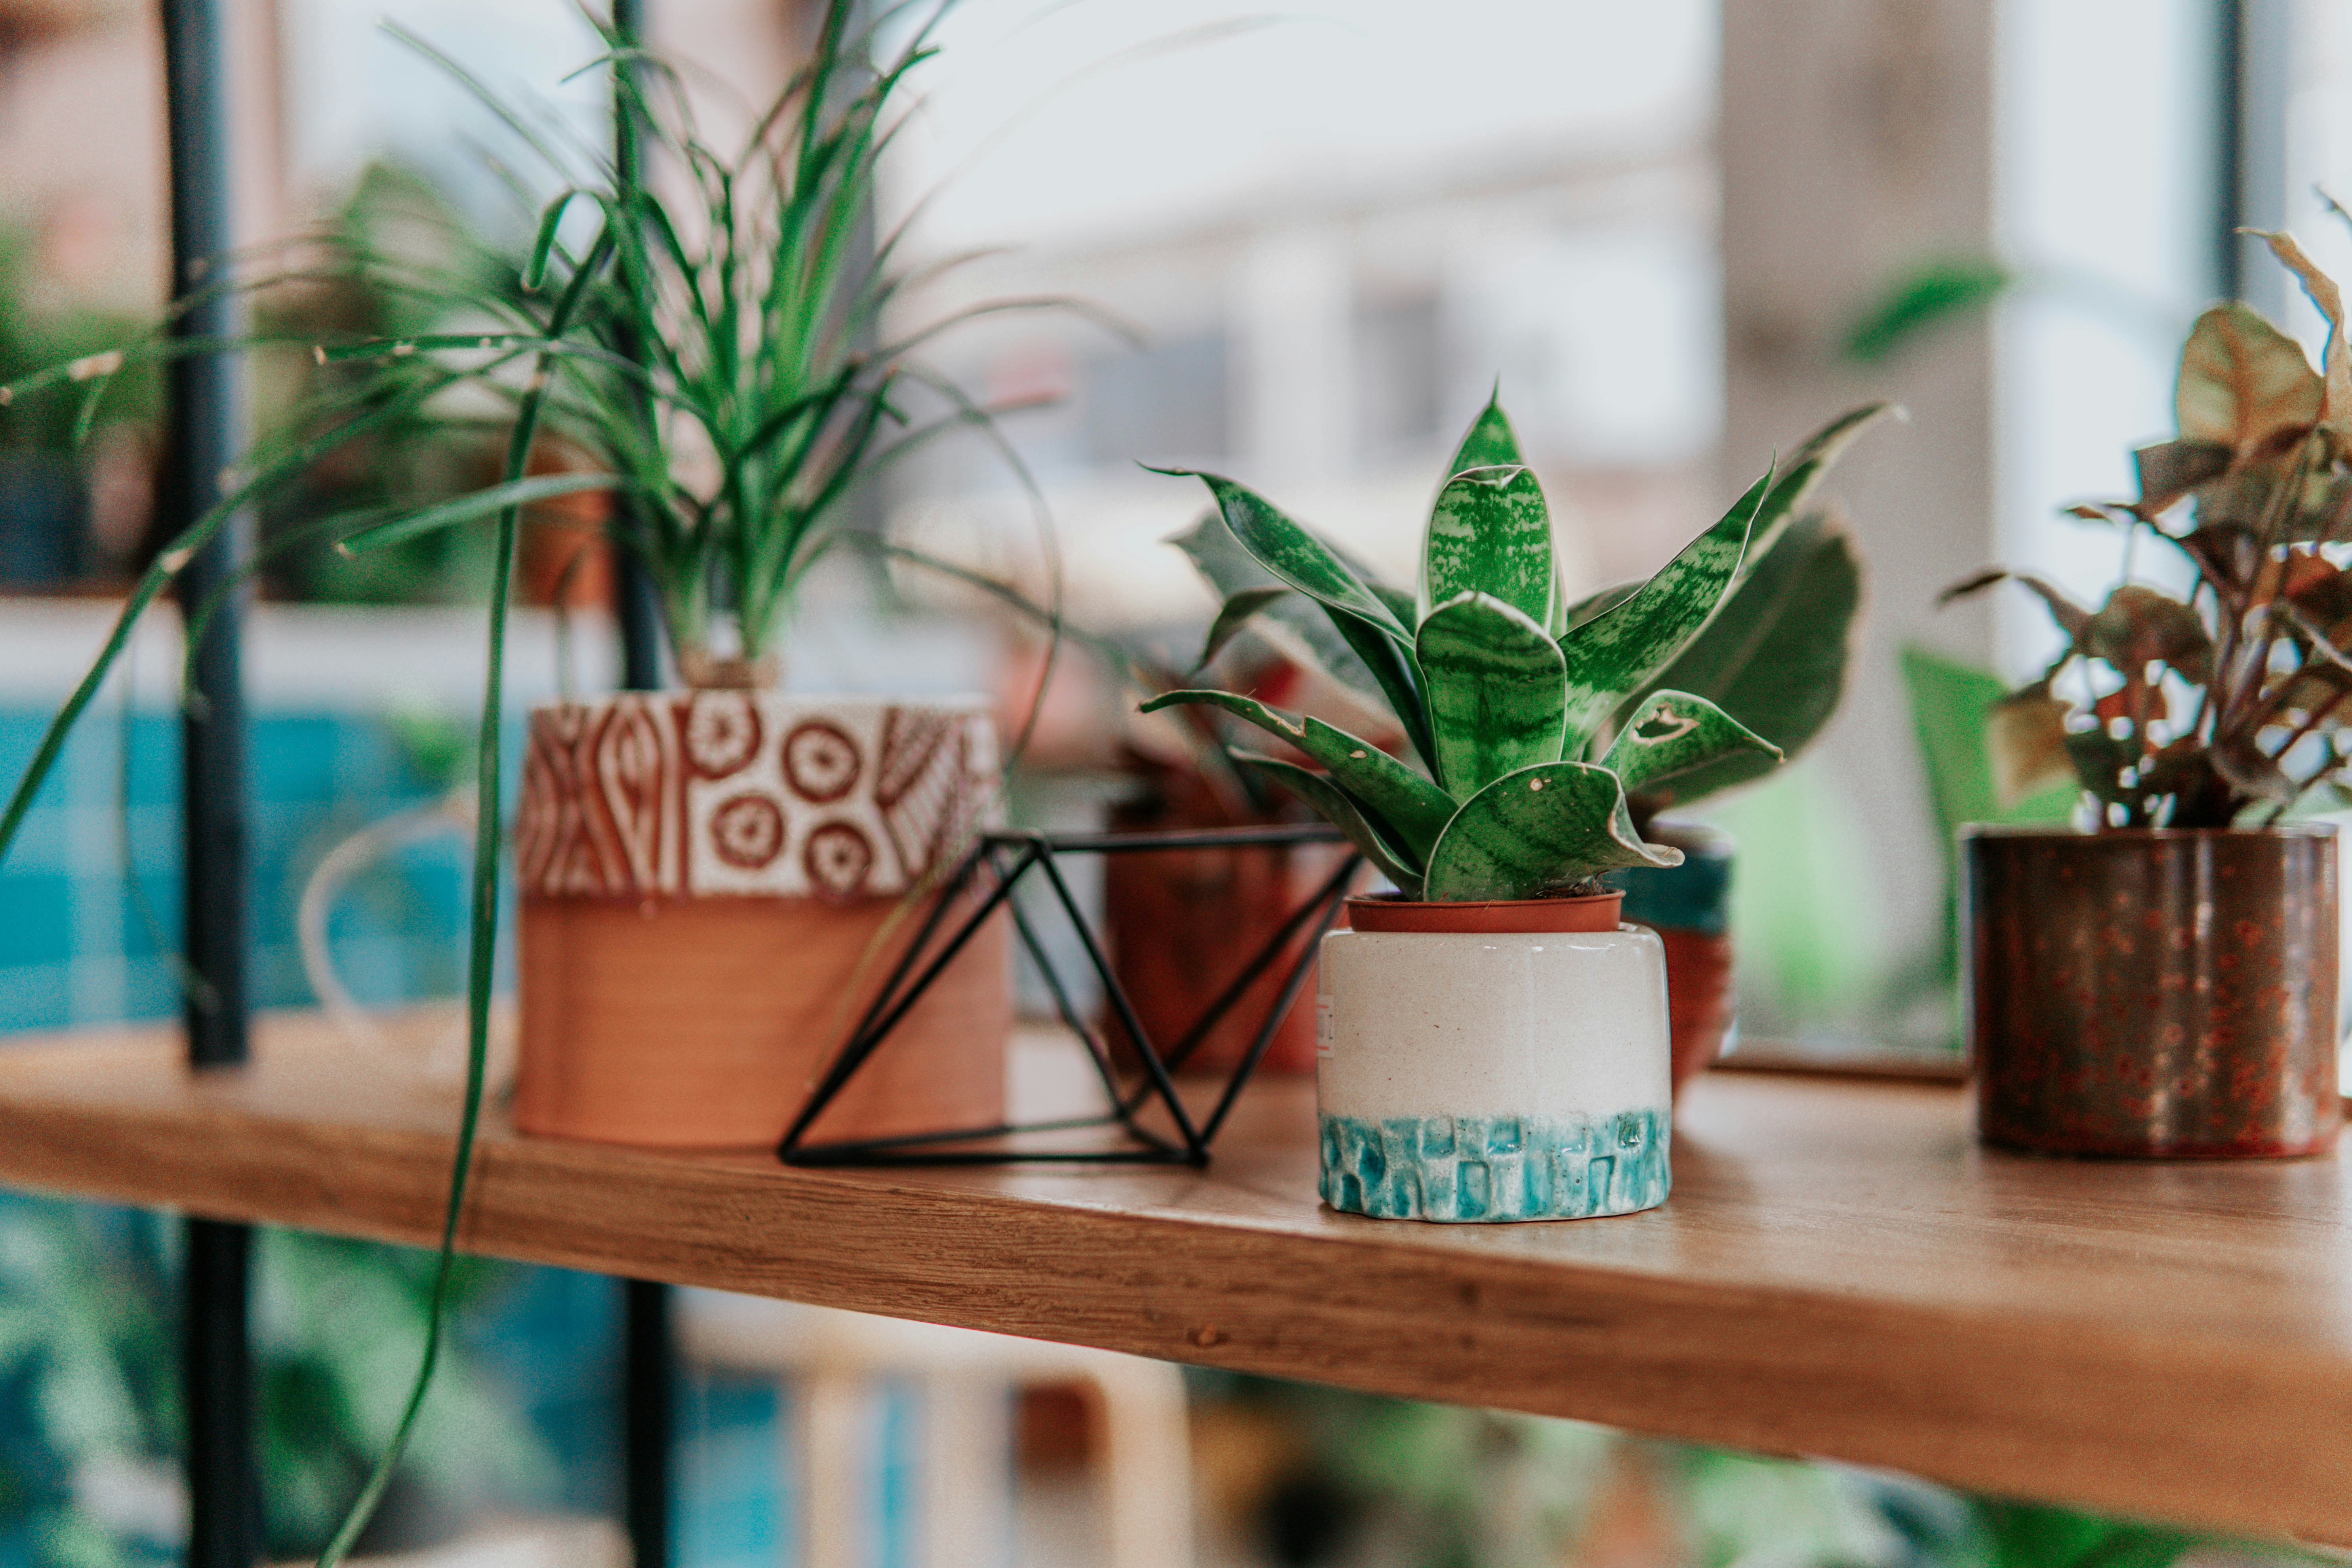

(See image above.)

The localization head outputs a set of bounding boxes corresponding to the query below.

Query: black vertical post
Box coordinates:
[609,8,675,1568]
[622,1277,674,1568]
[2222,0,2292,314]
[160,3,257,1566]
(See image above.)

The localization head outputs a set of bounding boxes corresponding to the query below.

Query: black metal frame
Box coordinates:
[160,3,257,1565]
[778,826,1358,1169]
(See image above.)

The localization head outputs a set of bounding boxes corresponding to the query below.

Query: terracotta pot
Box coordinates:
[513,691,1008,1149]
[1963,824,2342,1159]
[1611,822,1736,1098]
[1314,891,1671,1222]
[1102,785,1349,1076]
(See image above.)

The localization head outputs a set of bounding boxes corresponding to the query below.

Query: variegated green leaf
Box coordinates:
[1302,716,1457,854]
[1631,511,1859,804]
[1138,688,1310,749]
[1416,591,1567,795]
[1423,761,1681,901]
[1137,690,1456,859]
[1162,505,1430,771]
[1171,511,1381,695]
[1562,579,1641,631]
[1195,586,1291,668]
[1557,464,1771,748]
[1155,468,1410,640]
[1238,755,1426,897]
[1741,402,1891,570]
[1600,689,1781,796]
[1421,465,1553,627]
[1446,389,1524,474]
[1333,612,1437,774]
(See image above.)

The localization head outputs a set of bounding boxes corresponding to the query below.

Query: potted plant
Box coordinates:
[1600,403,1887,1092]
[1943,232,2349,1159]
[1142,395,1805,1220]
[1152,400,1886,1097]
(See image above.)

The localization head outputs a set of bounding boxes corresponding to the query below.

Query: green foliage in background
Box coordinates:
[1146,396,1885,898]
[0,5,1084,1562]
[1844,259,2011,365]
[0,1197,547,1566]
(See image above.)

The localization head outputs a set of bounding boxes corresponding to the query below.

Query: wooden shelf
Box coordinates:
[0,1010,2346,1544]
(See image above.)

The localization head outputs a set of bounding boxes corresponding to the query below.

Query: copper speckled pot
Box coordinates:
[1963,824,2342,1159]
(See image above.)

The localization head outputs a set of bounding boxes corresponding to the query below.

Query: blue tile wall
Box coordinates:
[0,706,492,1032]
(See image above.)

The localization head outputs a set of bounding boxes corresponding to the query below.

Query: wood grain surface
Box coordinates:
[0,1010,2345,1544]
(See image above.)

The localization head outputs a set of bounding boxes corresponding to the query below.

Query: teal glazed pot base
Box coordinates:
[1319,1110,1670,1221]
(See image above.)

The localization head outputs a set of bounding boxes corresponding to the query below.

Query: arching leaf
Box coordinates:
[1237,755,1426,897]
[1137,690,1456,859]
[1423,761,1680,901]
[1558,464,1771,747]
[1632,511,1860,804]
[1155,468,1409,639]
[1416,591,1567,795]
[1601,690,1781,797]
[1742,402,1891,567]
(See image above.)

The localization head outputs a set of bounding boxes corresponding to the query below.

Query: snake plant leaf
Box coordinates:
[1163,484,1435,767]
[1171,513,1381,695]
[1630,510,1860,805]
[1367,582,1419,629]
[1421,465,1554,627]
[1154,468,1412,641]
[1138,687,1310,749]
[1136,691,1454,858]
[1237,755,1427,897]
[1423,761,1681,901]
[1562,579,1642,631]
[1416,591,1568,795]
[1557,464,1772,746]
[1600,689,1782,798]
[1195,586,1292,669]
[1446,389,1524,474]
[1742,402,1892,568]
[1301,716,1457,855]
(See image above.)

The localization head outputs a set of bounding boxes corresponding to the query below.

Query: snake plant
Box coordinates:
[1144,396,1883,901]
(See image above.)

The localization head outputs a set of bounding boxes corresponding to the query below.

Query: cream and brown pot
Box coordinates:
[513,689,1009,1148]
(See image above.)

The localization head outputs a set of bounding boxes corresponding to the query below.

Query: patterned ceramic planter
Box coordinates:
[513,691,1008,1149]
[1963,824,2342,1158]
[1315,893,1672,1222]
[1611,820,1736,1099]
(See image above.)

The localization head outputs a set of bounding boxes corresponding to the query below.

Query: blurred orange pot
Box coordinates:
[513,690,1008,1149]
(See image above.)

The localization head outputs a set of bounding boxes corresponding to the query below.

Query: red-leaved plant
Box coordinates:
[1947,232,2352,828]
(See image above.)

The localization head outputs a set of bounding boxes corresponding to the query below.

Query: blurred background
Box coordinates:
[0,0,2340,1564]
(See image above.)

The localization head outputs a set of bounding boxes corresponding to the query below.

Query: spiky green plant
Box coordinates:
[1144,396,1881,901]
[0,6,1070,1563]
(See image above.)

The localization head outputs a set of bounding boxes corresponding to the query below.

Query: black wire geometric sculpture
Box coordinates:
[777,825,1361,1168]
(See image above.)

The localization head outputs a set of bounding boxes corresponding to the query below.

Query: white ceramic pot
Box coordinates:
[1314,895,1672,1222]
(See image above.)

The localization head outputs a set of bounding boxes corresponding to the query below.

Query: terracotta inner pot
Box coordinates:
[516,890,1008,1150]
[1345,892,1623,934]
[1103,778,1351,1076]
